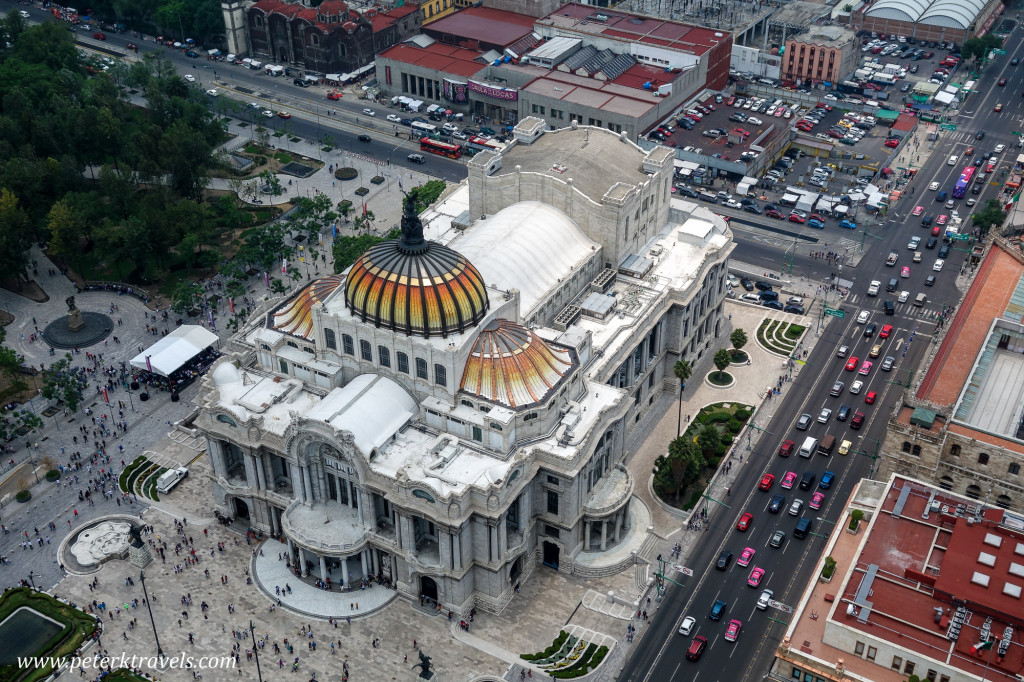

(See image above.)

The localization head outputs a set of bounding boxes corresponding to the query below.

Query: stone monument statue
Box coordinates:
[411,650,434,680]
[66,295,85,332]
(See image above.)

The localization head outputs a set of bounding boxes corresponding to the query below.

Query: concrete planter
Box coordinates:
[704,371,735,389]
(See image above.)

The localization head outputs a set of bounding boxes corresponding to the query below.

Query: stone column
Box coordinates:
[496,515,506,561]
[362,490,376,531]
[600,519,608,551]
[613,510,622,543]
[254,454,267,491]
[360,549,369,577]
[439,531,451,570]
[287,536,295,558]
[302,466,314,504]
[341,556,350,585]
[394,512,403,550]
[584,520,591,551]
[452,526,462,571]
[207,439,226,478]
[289,462,302,500]
[356,487,365,526]
[371,548,379,575]
[489,523,497,562]
[319,554,327,581]
[315,464,327,503]
[242,453,257,488]
[298,547,308,576]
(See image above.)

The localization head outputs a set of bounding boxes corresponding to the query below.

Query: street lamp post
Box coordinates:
[139,571,165,661]
[249,620,264,682]
[27,570,35,589]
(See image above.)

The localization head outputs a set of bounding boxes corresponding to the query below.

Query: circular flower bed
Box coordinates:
[335,167,358,181]
[15,490,31,503]
[729,349,748,364]
[705,371,734,388]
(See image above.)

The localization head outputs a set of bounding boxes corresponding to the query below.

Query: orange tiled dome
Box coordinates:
[460,319,575,408]
[273,275,343,340]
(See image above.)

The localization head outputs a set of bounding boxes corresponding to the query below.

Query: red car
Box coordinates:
[879,324,893,338]
[766,209,784,219]
[865,391,877,404]
[326,92,343,100]
[92,32,107,40]
[885,139,899,149]
[734,128,751,137]
[736,512,753,532]
[845,356,860,371]
[809,213,825,222]
[788,214,805,224]
[726,96,736,106]
[851,412,865,429]
[986,162,996,173]
[999,78,1007,86]
[779,439,794,457]
[759,473,775,491]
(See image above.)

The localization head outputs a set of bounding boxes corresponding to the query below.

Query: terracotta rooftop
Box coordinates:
[537,2,729,56]
[368,4,418,33]
[916,241,1024,405]
[785,476,1024,682]
[423,6,537,49]
[378,41,488,78]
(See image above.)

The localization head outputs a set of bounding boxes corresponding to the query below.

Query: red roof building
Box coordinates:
[774,474,1024,682]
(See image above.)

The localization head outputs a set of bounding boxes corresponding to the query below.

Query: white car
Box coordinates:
[995,144,1006,153]
[746,117,763,125]
[907,236,921,249]
[184,74,196,82]
[929,181,940,191]
[850,380,864,394]
[725,199,743,209]
[261,110,273,118]
[933,259,944,271]
[248,102,261,109]
[678,616,696,635]
[898,291,910,303]
[206,89,219,97]
[386,114,402,123]
[19,9,29,17]
[362,108,376,116]
[818,408,832,423]
[857,310,870,324]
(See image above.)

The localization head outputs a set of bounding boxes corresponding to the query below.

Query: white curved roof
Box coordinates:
[306,375,417,457]
[452,201,598,314]
[865,0,984,28]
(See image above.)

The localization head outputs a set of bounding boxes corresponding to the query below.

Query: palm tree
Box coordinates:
[674,359,692,436]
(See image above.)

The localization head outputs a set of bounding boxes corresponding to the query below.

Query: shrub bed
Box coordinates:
[335,167,358,181]
[521,630,569,661]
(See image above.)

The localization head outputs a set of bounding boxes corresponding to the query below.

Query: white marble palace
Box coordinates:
[194,118,734,613]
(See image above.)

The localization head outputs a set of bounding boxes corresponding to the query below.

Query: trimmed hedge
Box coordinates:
[0,588,98,682]
[734,408,751,422]
[521,630,569,661]
[335,167,358,180]
[551,643,611,678]
[706,411,732,424]
[727,418,743,434]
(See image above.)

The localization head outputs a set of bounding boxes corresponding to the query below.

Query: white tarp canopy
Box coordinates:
[131,325,218,377]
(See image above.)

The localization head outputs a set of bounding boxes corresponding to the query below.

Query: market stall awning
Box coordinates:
[130,325,218,377]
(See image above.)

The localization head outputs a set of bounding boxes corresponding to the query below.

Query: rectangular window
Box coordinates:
[360,340,372,361]
[904,662,915,675]
[854,642,865,656]
[378,346,391,368]
[892,657,903,671]
[397,352,409,374]
[434,364,447,386]
[544,524,560,538]
[342,334,354,356]
[547,490,559,515]
[867,646,877,661]
[472,426,482,441]
[791,671,801,681]
[547,475,559,485]
[415,357,428,379]
[926,671,937,682]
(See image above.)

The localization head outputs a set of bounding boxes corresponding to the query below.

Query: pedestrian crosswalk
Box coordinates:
[843,293,948,320]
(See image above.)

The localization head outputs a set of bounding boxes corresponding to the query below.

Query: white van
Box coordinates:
[799,437,818,458]
[156,467,189,494]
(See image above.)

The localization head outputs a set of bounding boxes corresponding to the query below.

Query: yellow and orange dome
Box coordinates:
[460,319,575,409]
[273,275,343,340]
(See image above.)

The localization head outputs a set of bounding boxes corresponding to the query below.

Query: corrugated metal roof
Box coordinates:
[559,44,597,71]
[1003,272,1024,323]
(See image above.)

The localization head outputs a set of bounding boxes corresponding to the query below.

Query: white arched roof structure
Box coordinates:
[305,375,417,457]
[865,0,986,28]
[451,201,599,314]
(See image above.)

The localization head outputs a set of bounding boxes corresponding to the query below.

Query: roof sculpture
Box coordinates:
[272,275,344,339]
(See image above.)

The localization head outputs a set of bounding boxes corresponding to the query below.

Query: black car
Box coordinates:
[185,51,199,58]
[972,183,982,194]
[921,215,933,227]
[784,304,805,314]
[755,281,773,292]
[400,118,412,126]
[676,186,699,198]
[765,203,780,212]
[925,275,937,286]
[974,158,984,167]
[926,237,938,249]
[799,472,816,490]
[864,322,877,338]
[740,278,755,291]
[716,549,733,569]
[976,131,985,140]
[768,495,786,513]
[837,404,851,421]
[357,134,372,142]
[293,78,309,87]
[764,300,785,310]
[938,244,951,258]
[744,204,763,215]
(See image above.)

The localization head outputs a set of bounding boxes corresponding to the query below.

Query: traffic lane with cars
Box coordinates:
[622,310,931,682]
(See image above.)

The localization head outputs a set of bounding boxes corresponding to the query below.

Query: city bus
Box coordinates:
[467,135,507,154]
[952,166,975,199]
[411,121,437,137]
[420,137,463,159]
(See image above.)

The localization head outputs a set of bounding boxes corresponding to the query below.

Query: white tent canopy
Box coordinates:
[131,325,218,378]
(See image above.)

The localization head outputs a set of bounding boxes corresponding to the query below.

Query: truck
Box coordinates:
[872,72,897,85]
[886,251,899,266]
[854,68,873,81]
[156,467,189,494]
[867,280,881,296]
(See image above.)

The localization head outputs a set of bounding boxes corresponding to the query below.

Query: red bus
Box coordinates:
[420,137,462,159]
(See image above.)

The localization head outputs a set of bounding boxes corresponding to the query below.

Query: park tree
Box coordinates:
[46,198,90,271]
[332,229,400,273]
[270,278,287,295]
[0,407,42,442]
[41,353,86,414]
[730,328,748,351]
[0,328,26,395]
[697,424,721,458]
[337,201,353,223]
[961,34,1003,64]
[0,189,33,286]
[290,192,337,243]
[972,199,1007,235]
[171,280,206,315]
[713,348,732,381]
[258,170,284,197]
[405,180,447,213]
[673,359,692,436]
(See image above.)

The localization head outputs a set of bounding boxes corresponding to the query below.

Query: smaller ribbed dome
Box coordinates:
[460,319,575,409]
[272,276,343,340]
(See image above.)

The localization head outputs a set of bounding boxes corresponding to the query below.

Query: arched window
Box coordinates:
[434,364,447,387]
[360,340,372,361]
[324,329,337,350]
[966,484,982,500]
[342,334,354,356]
[996,494,1012,509]
[902,442,912,453]
[378,346,391,368]
[912,445,921,456]
[397,352,409,374]
[415,357,428,379]
[939,476,954,490]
